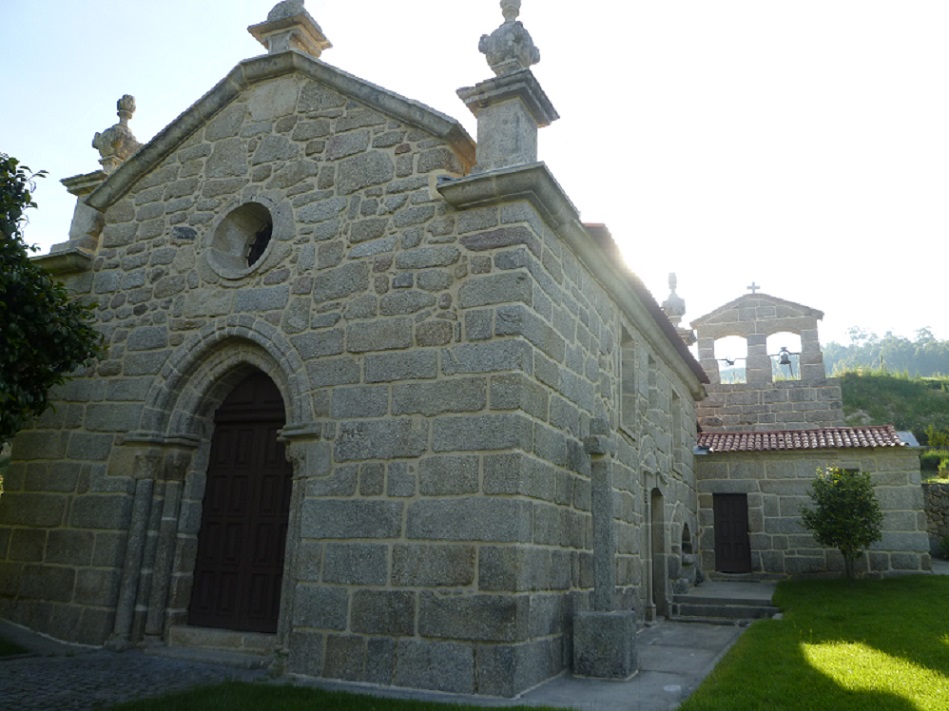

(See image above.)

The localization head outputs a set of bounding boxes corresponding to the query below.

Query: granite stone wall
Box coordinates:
[923,482,949,548]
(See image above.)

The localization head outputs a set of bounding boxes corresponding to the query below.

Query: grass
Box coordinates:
[680,575,949,711]
[106,680,566,711]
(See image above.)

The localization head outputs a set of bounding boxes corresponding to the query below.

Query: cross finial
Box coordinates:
[747,281,760,294]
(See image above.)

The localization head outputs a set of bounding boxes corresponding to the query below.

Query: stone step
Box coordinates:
[679,592,774,607]
[671,601,780,621]
[145,644,273,670]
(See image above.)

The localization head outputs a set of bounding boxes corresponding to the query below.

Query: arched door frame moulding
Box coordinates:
[110,318,321,652]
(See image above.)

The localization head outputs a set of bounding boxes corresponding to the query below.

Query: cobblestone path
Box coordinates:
[0,649,266,710]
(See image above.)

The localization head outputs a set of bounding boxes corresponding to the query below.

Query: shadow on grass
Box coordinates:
[0,635,28,657]
[680,575,949,711]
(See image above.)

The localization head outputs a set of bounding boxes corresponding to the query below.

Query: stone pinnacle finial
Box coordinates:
[661,272,696,345]
[249,0,331,58]
[92,95,142,174]
[268,0,305,21]
[479,0,540,76]
[661,272,687,326]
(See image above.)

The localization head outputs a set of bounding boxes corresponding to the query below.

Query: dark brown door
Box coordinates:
[713,493,752,573]
[188,372,292,633]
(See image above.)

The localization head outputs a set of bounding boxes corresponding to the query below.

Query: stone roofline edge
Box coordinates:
[439,163,709,396]
[84,49,477,213]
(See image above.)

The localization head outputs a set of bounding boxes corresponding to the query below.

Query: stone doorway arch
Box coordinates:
[108,321,321,651]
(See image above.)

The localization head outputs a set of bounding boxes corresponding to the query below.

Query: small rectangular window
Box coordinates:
[620,327,636,433]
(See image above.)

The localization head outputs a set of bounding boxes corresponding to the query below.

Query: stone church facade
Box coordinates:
[0,2,707,696]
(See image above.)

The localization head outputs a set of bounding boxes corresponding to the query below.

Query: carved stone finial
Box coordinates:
[92,95,142,174]
[661,272,696,345]
[479,0,540,76]
[661,273,686,325]
[249,0,331,58]
[268,0,305,21]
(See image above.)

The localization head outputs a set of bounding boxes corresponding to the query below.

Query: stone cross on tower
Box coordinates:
[747,281,761,294]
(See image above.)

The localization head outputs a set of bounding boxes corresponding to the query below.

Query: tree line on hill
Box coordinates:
[824,328,949,377]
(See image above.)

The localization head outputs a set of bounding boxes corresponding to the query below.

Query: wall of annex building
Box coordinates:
[696,449,931,578]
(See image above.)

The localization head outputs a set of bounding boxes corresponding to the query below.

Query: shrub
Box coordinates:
[801,468,884,580]
[921,449,949,472]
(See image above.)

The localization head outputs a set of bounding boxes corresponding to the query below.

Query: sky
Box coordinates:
[2,0,946,347]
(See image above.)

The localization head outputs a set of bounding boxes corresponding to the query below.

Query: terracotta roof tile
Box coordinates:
[697,426,905,453]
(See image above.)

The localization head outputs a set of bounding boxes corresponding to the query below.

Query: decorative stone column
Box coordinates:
[277,424,327,653]
[573,419,638,679]
[145,447,196,639]
[456,0,558,173]
[109,450,160,649]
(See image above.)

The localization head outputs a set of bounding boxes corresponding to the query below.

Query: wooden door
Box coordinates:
[713,493,752,574]
[188,372,292,633]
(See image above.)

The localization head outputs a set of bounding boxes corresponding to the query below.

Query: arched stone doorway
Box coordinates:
[187,371,293,634]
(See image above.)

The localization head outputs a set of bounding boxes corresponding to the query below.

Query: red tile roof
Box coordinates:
[697,426,906,453]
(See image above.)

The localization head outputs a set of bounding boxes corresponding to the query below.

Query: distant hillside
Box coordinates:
[824,328,949,376]
[839,371,949,444]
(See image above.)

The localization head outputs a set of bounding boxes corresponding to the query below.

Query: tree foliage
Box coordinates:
[825,327,949,377]
[0,154,102,447]
[838,371,949,444]
[801,467,883,580]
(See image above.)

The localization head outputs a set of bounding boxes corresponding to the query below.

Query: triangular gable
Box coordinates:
[87,51,475,212]
[691,292,824,329]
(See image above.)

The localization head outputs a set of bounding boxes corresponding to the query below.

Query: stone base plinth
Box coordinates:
[572,610,638,679]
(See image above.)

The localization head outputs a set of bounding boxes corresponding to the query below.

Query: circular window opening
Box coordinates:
[209,202,274,277]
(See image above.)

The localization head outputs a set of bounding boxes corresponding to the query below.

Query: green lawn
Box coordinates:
[681,575,949,711]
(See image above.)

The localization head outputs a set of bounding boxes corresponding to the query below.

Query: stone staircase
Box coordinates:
[671,581,780,624]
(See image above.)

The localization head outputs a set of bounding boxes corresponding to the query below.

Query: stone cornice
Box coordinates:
[87,51,475,211]
[439,164,708,394]
[31,247,93,275]
[457,69,558,127]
